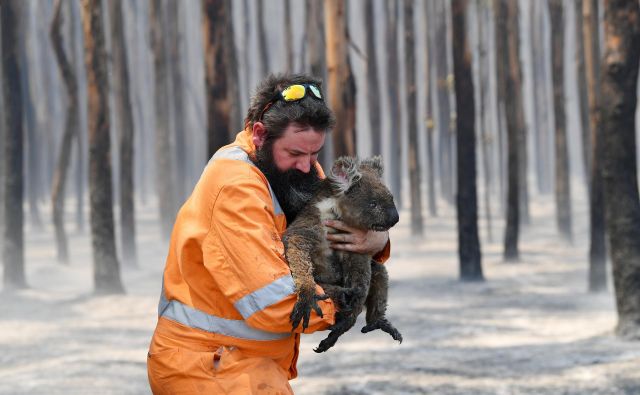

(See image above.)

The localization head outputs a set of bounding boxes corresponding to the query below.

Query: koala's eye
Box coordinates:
[369,202,378,209]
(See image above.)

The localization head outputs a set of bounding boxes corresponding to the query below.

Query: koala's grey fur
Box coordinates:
[283,156,402,353]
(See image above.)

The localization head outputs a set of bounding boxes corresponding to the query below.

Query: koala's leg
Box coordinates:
[314,310,358,353]
[361,261,402,343]
[341,253,373,309]
[318,283,358,313]
[284,233,328,332]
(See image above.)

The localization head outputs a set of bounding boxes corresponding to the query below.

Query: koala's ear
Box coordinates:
[360,156,384,178]
[330,156,361,193]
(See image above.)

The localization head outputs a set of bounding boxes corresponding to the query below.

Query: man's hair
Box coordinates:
[244,73,336,142]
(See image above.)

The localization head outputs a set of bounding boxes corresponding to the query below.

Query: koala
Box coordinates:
[283,156,402,353]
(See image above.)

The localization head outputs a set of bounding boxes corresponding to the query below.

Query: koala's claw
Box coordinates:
[290,293,329,332]
[361,318,403,343]
[313,335,338,353]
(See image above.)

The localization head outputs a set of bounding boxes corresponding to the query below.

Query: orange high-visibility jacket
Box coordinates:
[148,129,390,391]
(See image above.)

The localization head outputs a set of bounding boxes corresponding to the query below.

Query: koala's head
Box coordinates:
[329,156,399,231]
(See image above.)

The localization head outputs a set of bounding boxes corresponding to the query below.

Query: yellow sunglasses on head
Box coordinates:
[259,84,324,120]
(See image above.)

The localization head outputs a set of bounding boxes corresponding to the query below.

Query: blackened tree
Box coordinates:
[601,0,640,339]
[452,0,483,281]
[81,0,124,294]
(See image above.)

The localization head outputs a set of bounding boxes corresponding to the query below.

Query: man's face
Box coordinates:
[269,123,326,173]
[253,123,326,223]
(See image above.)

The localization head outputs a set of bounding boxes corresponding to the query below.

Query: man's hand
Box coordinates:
[324,219,389,255]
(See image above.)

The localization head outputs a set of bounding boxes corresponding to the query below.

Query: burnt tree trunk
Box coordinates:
[583,0,607,292]
[50,0,79,264]
[325,0,356,158]
[502,0,522,261]
[425,0,437,217]
[202,0,232,158]
[109,0,137,267]
[81,0,124,294]
[284,0,293,72]
[365,0,382,157]
[69,0,85,232]
[150,0,176,240]
[304,0,331,168]
[1,0,27,290]
[476,0,491,240]
[305,0,331,168]
[601,0,640,339]
[452,0,483,281]
[21,35,42,230]
[549,0,573,242]
[435,1,454,205]
[225,0,241,134]
[575,0,591,187]
[493,0,507,215]
[385,0,402,207]
[404,0,423,236]
[0,36,4,258]
[166,0,187,204]
[256,0,270,76]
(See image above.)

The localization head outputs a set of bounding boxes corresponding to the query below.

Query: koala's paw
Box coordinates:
[361,318,403,343]
[314,331,340,353]
[290,291,329,332]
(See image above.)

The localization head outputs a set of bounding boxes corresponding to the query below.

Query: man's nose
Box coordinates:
[296,158,311,173]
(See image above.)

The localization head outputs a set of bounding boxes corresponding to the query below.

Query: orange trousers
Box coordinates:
[147,318,294,395]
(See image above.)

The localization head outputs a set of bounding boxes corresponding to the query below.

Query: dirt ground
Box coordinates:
[1,194,639,395]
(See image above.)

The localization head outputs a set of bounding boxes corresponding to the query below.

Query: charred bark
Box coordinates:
[305,0,331,168]
[325,0,356,158]
[425,0,437,217]
[452,0,483,281]
[583,0,607,292]
[256,0,270,76]
[364,0,382,157]
[404,0,423,236]
[1,0,27,290]
[150,0,176,240]
[476,0,491,240]
[284,0,293,72]
[601,0,640,339]
[81,0,124,294]
[109,0,137,267]
[166,0,187,204]
[501,0,522,261]
[50,0,80,264]
[549,0,573,242]
[575,0,591,187]
[384,0,402,207]
[202,0,233,158]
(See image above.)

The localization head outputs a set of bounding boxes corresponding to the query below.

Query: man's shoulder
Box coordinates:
[200,146,267,191]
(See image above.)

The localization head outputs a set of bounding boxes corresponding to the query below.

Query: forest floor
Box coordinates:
[1,192,639,395]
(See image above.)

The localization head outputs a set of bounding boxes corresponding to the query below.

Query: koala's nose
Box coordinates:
[387,207,399,227]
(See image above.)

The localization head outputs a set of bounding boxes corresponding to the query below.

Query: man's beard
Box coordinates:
[253,143,322,224]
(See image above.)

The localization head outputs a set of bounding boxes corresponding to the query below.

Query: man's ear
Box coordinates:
[252,122,267,148]
[330,156,361,193]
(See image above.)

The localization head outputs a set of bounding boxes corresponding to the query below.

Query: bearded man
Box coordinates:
[147,74,391,394]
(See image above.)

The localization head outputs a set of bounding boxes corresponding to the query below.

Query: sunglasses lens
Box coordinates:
[282,85,306,101]
[308,85,322,99]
